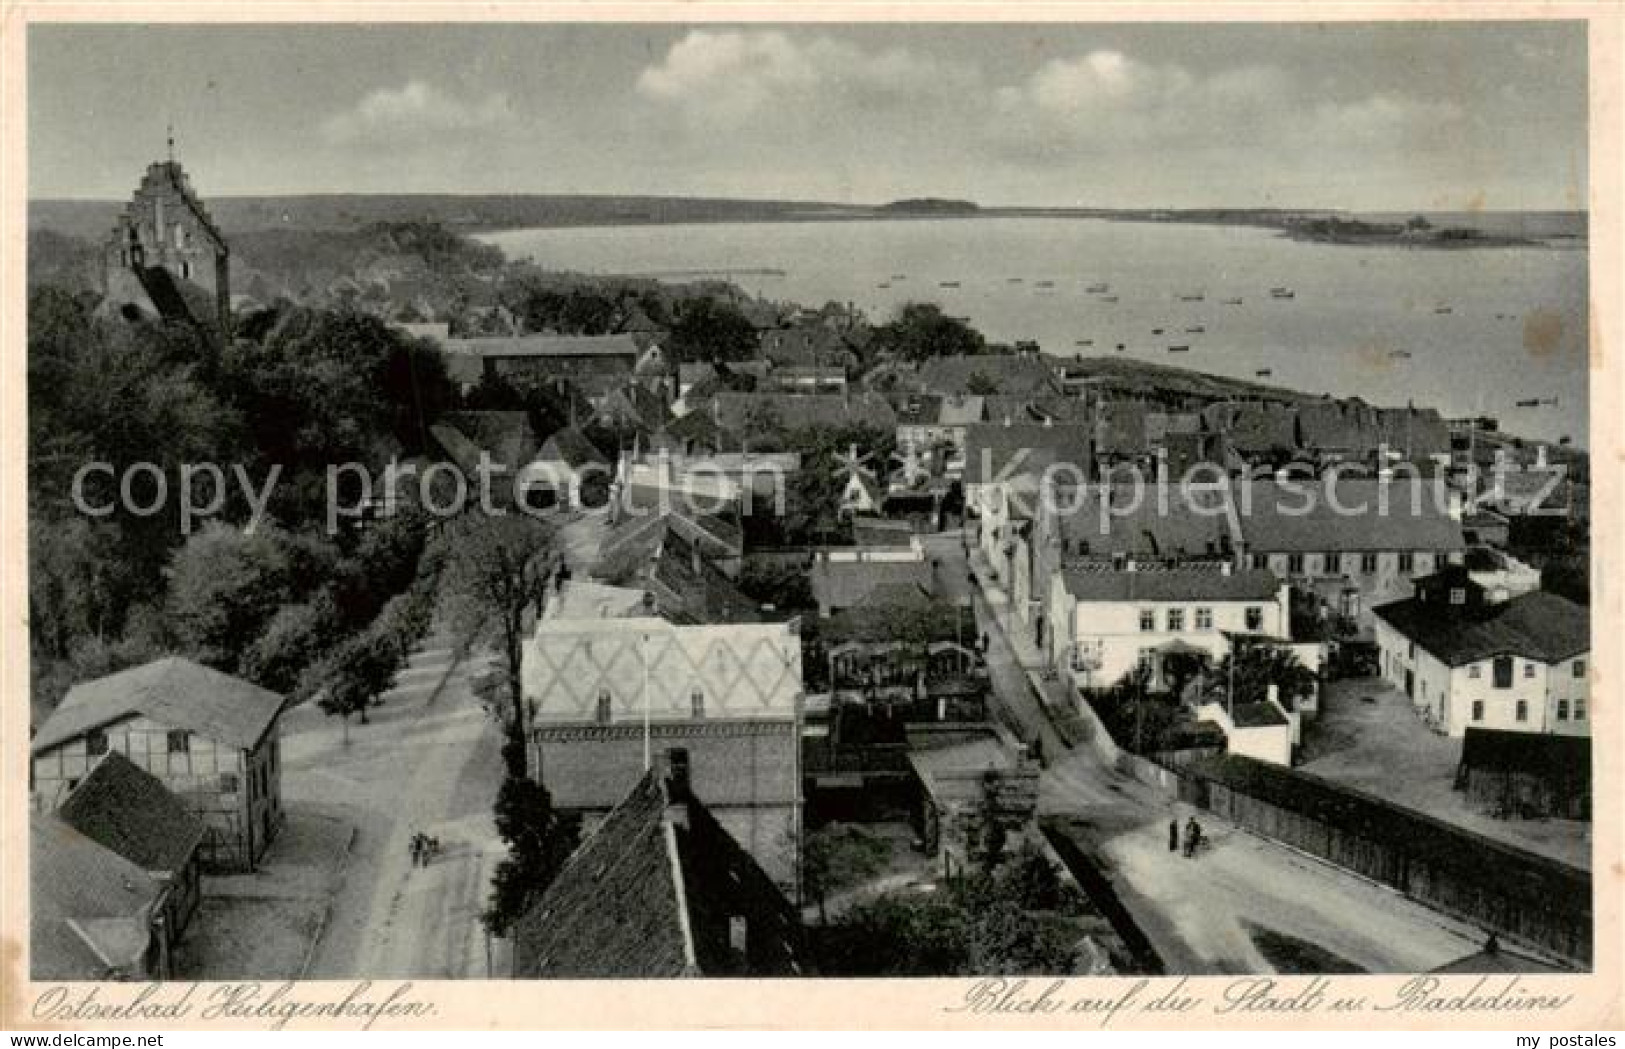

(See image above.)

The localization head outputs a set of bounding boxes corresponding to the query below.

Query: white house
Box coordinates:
[1046,565,1290,691]
[1372,569,1590,738]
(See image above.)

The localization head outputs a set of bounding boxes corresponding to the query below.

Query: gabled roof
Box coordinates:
[916,354,1060,396]
[596,510,744,584]
[1051,484,1237,559]
[1061,566,1280,603]
[1236,480,1466,553]
[432,410,540,475]
[536,426,608,469]
[644,531,763,625]
[513,771,806,978]
[1204,401,1298,453]
[713,392,898,434]
[57,753,206,874]
[934,394,981,425]
[1374,406,1450,460]
[1297,400,1374,452]
[654,410,737,455]
[32,816,162,980]
[960,422,1092,484]
[598,383,670,431]
[1373,590,1589,667]
[810,557,935,611]
[1094,401,1157,455]
[34,656,284,755]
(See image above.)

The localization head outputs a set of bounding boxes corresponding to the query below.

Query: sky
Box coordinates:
[28,21,1589,210]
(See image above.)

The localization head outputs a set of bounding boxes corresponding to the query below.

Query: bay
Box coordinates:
[477,217,1588,446]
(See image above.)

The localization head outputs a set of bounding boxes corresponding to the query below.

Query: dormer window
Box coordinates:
[167,730,190,754]
[1449,588,1465,605]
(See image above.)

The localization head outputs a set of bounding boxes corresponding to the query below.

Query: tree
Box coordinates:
[442,514,556,776]
[965,900,1077,975]
[965,370,1001,395]
[483,755,581,937]
[166,523,299,673]
[241,592,342,694]
[870,303,987,363]
[667,297,759,363]
[802,823,891,925]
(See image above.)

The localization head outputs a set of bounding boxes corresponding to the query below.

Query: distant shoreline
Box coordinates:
[28,194,1588,248]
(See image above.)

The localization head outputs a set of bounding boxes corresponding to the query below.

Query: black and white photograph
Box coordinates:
[10,7,1614,1031]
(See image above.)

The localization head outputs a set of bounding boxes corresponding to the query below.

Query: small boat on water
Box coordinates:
[1101,296,1119,303]
[1178,293,1205,302]
[1515,398,1542,408]
[1224,298,1244,305]
[1435,306,1453,315]
[1036,280,1055,288]
[1186,325,1205,333]
[1087,282,1110,293]
[939,281,960,288]
[1075,339,1094,347]
[1008,277,1024,283]
[1115,343,1126,351]
[1270,287,1295,299]
[1255,369,1273,377]
[1152,328,1165,335]
[1389,350,1413,360]
[1168,345,1191,353]
[891,274,907,280]
[877,282,891,289]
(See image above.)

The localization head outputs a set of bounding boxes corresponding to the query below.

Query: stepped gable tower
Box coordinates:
[102,131,231,337]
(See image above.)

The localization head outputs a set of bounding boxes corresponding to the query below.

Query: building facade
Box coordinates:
[522,617,803,891]
[31,657,284,872]
[102,157,231,334]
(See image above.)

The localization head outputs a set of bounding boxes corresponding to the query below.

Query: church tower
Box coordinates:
[102,131,231,338]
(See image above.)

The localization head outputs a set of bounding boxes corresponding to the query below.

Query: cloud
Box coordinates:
[988,50,1462,161]
[320,81,516,145]
[637,30,973,128]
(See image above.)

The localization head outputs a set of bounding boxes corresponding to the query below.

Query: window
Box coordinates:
[690,689,705,719]
[167,730,190,754]
[1573,660,1586,679]
[1523,663,1536,679]
[86,730,108,757]
[220,773,239,793]
[1408,641,1416,659]
[1471,700,1484,721]
[1167,609,1185,632]
[1360,553,1378,574]
[1493,655,1513,689]
[1139,609,1155,632]
[1515,700,1528,722]
[1398,552,1415,573]
[1557,699,1570,721]
[595,690,612,723]
[1468,665,1481,680]
[1449,588,1466,605]
[67,778,79,793]
[1245,607,1263,632]
[1195,608,1213,631]
[1576,698,1587,720]
[1287,553,1304,574]
[1137,648,1156,670]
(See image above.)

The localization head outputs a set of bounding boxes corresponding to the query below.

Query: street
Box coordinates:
[943,528,1482,974]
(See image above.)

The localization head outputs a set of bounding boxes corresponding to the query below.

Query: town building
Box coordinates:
[1047,565,1290,692]
[438,333,646,396]
[1372,570,1589,738]
[518,427,611,510]
[596,505,745,581]
[915,354,1062,398]
[1455,728,1590,820]
[31,656,284,872]
[56,752,207,943]
[101,150,231,335]
[711,391,898,435]
[521,616,803,889]
[808,544,938,618]
[512,754,808,978]
[1235,478,1467,628]
[962,421,1093,587]
[616,449,800,518]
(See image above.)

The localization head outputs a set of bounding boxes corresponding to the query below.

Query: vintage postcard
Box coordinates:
[1,1,1619,1032]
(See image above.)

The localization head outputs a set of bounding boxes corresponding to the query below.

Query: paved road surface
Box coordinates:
[939,528,1480,973]
[283,629,506,979]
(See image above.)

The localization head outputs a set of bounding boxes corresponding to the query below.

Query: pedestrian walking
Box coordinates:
[409,834,421,868]
[1183,818,1201,858]
[1168,818,1180,853]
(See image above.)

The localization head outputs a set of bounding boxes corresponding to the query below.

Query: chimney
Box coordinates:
[1535,444,1549,469]
[1447,488,1463,521]
[663,747,692,821]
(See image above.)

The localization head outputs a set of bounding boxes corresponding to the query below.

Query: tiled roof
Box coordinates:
[1373,590,1589,667]
[536,426,608,469]
[1203,401,1298,453]
[57,752,205,874]
[596,511,744,584]
[433,410,539,474]
[934,395,981,425]
[1374,407,1450,459]
[1061,567,1280,603]
[34,656,284,755]
[31,816,162,980]
[654,410,737,455]
[513,771,807,978]
[1051,484,1238,559]
[441,333,643,359]
[810,557,935,610]
[645,531,763,625]
[960,423,1092,484]
[1236,480,1466,553]
[917,355,1060,396]
[713,392,897,433]
[1094,401,1156,455]
[1297,400,1372,452]
[1229,701,1290,728]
